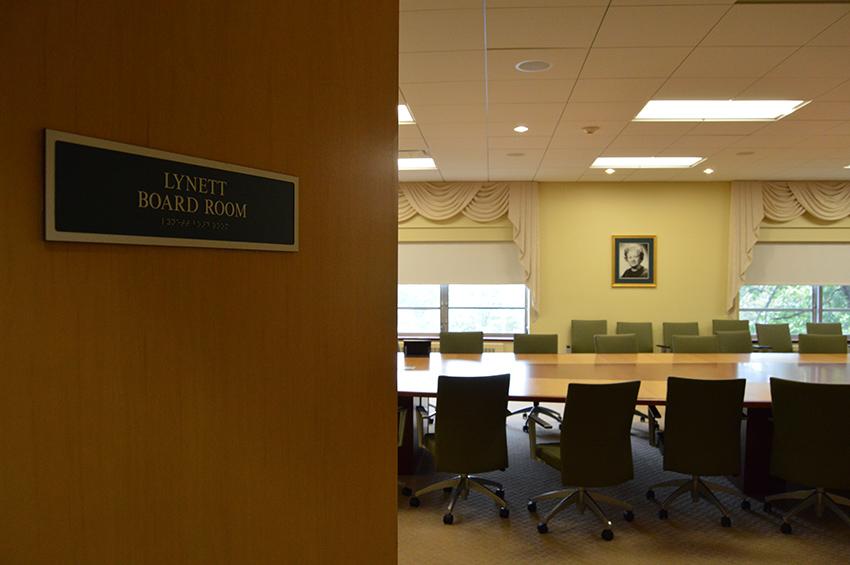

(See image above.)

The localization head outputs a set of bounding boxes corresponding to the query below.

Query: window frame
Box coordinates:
[738,284,850,335]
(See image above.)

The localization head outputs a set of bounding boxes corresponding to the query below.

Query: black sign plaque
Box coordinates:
[45,130,298,251]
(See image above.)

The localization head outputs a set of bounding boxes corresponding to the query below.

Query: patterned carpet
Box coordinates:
[398,403,850,565]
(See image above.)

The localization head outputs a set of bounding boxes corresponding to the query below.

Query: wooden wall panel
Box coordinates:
[0,1,398,563]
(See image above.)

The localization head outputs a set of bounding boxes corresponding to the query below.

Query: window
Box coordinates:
[398,284,528,336]
[739,285,850,334]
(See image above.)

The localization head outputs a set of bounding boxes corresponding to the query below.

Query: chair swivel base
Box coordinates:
[409,473,509,524]
[528,486,633,541]
[646,475,747,527]
[511,402,561,432]
[764,487,850,534]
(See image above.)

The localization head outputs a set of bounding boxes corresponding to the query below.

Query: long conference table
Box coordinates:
[397,352,850,497]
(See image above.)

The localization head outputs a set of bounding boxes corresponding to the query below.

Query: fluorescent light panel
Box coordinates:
[398,104,415,124]
[634,100,808,122]
[591,157,703,169]
[398,157,436,171]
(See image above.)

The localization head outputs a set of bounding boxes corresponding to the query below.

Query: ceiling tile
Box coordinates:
[785,102,850,122]
[605,135,680,152]
[400,0,481,10]
[795,135,850,149]
[612,0,734,4]
[488,168,540,181]
[400,51,484,83]
[488,102,565,127]
[738,77,846,100]
[534,168,586,182]
[686,122,768,136]
[402,82,485,106]
[757,120,847,136]
[399,125,428,151]
[418,123,488,146]
[619,169,679,181]
[702,4,849,47]
[489,120,558,138]
[653,77,754,98]
[540,148,601,168]
[561,101,645,122]
[674,47,796,78]
[400,9,483,53]
[488,135,552,149]
[489,0,608,7]
[767,47,850,79]
[440,169,490,181]
[486,6,606,49]
[579,169,629,181]
[570,78,665,102]
[489,149,545,170]
[595,5,728,48]
[825,121,850,136]
[810,13,850,46]
[412,104,488,124]
[581,47,691,78]
[662,135,744,153]
[731,134,808,149]
[487,49,585,81]
[488,79,575,103]
[549,120,627,149]
[818,80,850,101]
[620,122,697,136]
[398,170,444,182]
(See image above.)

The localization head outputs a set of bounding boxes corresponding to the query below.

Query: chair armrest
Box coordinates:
[415,405,432,448]
[656,344,671,352]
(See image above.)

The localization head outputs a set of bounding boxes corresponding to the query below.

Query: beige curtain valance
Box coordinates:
[399,182,540,318]
[727,181,850,312]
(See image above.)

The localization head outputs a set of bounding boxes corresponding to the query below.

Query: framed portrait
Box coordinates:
[612,235,656,288]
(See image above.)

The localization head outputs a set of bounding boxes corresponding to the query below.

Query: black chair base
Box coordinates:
[528,486,633,540]
[765,487,850,533]
[647,475,747,525]
[409,473,508,524]
[510,401,561,431]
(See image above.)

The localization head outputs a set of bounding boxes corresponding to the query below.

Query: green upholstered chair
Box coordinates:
[717,330,753,353]
[616,322,653,353]
[570,320,607,353]
[527,381,640,540]
[511,334,561,431]
[797,334,848,353]
[671,335,719,353]
[755,323,793,353]
[661,322,699,350]
[594,333,638,353]
[806,322,843,335]
[712,319,750,334]
[409,374,510,524]
[764,378,850,534]
[647,377,748,527]
[439,331,484,354]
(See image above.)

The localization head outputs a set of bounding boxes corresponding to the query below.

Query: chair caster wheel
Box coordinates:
[763,502,772,513]
[623,510,634,522]
[721,516,732,528]
[646,490,656,501]
[522,425,529,433]
[401,486,412,497]
[495,489,505,500]
[741,500,751,511]
[443,487,453,493]
[537,523,548,534]
[601,529,614,541]
[409,497,420,507]
[499,507,509,518]
[442,513,454,525]
[780,522,792,535]
[527,500,537,512]
[658,509,668,520]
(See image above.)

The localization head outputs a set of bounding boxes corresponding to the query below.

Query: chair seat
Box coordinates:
[535,443,562,469]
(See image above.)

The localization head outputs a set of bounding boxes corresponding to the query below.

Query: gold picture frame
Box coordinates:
[612,235,656,288]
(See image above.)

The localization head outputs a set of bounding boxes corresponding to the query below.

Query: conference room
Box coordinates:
[396,2,850,563]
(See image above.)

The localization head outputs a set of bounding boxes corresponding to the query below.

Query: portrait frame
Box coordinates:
[612,235,656,288]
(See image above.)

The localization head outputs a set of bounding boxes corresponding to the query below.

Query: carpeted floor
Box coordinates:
[398,403,850,565]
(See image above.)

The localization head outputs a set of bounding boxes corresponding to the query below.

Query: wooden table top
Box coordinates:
[397,352,850,407]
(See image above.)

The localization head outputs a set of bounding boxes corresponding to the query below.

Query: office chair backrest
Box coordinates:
[663,376,745,476]
[439,331,484,354]
[770,378,850,489]
[513,333,558,354]
[716,330,753,353]
[571,320,607,353]
[806,322,843,335]
[798,333,848,354]
[594,333,638,353]
[560,381,640,487]
[671,335,719,353]
[662,322,699,348]
[755,323,792,352]
[712,319,750,334]
[403,340,431,357]
[616,322,653,353]
[434,374,510,474]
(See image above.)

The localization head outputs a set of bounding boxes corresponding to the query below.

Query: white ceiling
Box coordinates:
[398,0,850,182]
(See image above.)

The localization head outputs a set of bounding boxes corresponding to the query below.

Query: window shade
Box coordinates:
[744,243,850,285]
[398,242,524,284]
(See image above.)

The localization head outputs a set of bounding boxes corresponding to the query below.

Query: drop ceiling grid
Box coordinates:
[398,2,850,182]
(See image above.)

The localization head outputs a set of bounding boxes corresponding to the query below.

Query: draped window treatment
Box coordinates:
[399,182,540,318]
[727,181,850,312]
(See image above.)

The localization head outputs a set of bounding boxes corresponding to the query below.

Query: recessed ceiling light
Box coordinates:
[736,151,755,156]
[398,157,437,171]
[703,168,715,175]
[515,60,551,73]
[845,165,850,169]
[507,152,525,157]
[634,100,809,122]
[513,125,529,133]
[398,104,415,125]
[605,168,615,175]
[591,157,704,169]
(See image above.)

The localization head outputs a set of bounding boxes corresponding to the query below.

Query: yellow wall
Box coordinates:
[534,182,731,347]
